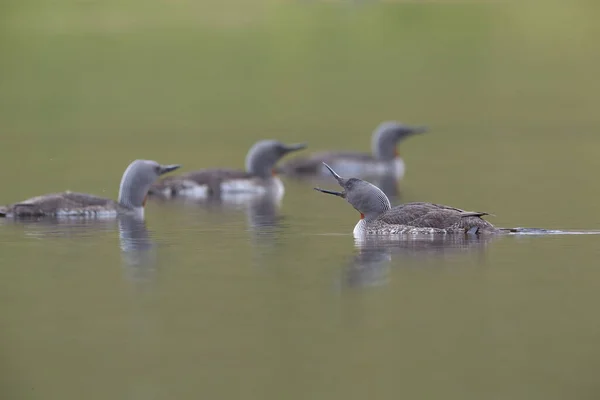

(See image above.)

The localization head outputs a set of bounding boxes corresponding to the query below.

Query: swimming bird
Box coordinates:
[278,121,426,179]
[149,140,306,201]
[0,160,181,219]
[314,163,512,236]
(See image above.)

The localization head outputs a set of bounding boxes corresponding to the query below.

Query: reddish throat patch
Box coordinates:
[271,169,277,177]
[142,195,147,207]
[394,148,400,157]
[360,213,365,220]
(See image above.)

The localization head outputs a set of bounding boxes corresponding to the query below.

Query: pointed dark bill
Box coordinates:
[321,162,345,186]
[314,187,345,198]
[159,164,182,175]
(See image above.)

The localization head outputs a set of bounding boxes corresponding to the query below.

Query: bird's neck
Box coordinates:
[372,135,398,161]
[118,169,148,209]
[246,158,274,179]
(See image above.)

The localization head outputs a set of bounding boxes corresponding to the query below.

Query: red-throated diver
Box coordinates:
[279,121,426,179]
[0,160,180,219]
[314,162,518,236]
[149,140,306,201]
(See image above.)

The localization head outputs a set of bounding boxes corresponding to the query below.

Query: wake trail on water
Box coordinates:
[505,228,600,236]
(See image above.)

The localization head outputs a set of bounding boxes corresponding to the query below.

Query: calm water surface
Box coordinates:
[3,1,600,399]
[2,177,600,399]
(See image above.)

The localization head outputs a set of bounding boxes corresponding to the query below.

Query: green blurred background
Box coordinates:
[2,1,600,399]
[2,1,600,227]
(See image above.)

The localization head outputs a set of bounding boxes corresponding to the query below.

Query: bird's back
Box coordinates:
[0,192,119,218]
[150,168,256,198]
[377,202,494,231]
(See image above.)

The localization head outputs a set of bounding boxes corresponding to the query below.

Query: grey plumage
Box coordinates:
[314,162,499,235]
[149,140,306,199]
[367,202,495,233]
[0,192,120,218]
[279,121,426,177]
[150,169,253,198]
[0,160,180,218]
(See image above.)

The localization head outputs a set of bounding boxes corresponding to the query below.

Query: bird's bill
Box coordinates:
[321,162,346,187]
[314,187,345,198]
[159,164,182,175]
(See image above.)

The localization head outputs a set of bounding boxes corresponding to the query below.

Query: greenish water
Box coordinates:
[2,1,600,399]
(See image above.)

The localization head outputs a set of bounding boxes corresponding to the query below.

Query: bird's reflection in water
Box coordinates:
[345,242,393,288]
[0,217,116,238]
[117,217,160,397]
[118,216,158,283]
[0,216,158,282]
[344,234,499,288]
[245,197,284,239]
[243,197,288,268]
[155,194,283,233]
[151,194,285,265]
